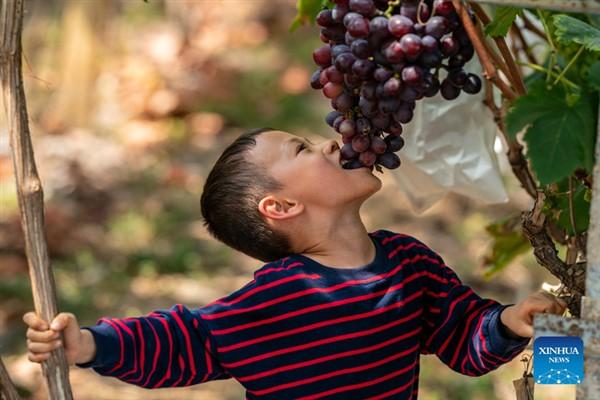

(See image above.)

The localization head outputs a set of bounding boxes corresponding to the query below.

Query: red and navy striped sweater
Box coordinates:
[76,230,530,399]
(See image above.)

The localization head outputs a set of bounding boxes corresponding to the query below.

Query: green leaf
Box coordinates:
[546,179,591,235]
[290,0,328,32]
[589,61,600,92]
[505,82,596,185]
[484,6,520,37]
[553,15,600,52]
[482,216,530,279]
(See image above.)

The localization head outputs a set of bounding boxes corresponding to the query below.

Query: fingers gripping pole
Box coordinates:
[0,0,73,399]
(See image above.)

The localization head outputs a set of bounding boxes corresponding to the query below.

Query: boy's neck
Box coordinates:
[294,209,376,269]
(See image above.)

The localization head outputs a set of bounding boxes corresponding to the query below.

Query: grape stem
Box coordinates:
[469,2,527,96]
[516,61,578,89]
[552,45,584,86]
[451,0,517,101]
[385,0,401,17]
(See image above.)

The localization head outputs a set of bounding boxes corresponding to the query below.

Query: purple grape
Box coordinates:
[369,16,390,37]
[351,39,371,59]
[399,34,423,60]
[459,43,475,60]
[440,78,460,99]
[349,0,376,17]
[352,134,371,152]
[421,35,438,52]
[374,67,394,82]
[370,136,387,154]
[423,75,441,97]
[434,0,455,16]
[419,50,442,68]
[463,73,482,94]
[454,28,471,47]
[342,159,363,169]
[360,82,376,99]
[343,12,363,28]
[344,73,363,88]
[359,97,377,115]
[378,98,401,113]
[448,54,467,68]
[399,85,419,101]
[385,135,405,151]
[377,152,401,169]
[335,52,357,72]
[339,119,357,137]
[383,77,402,96]
[425,16,449,38]
[372,50,390,66]
[356,117,372,134]
[448,68,468,87]
[334,91,356,112]
[383,40,405,63]
[326,111,343,127]
[359,150,377,167]
[372,113,391,130]
[316,9,335,27]
[325,66,344,84]
[401,65,423,86]
[387,121,403,136]
[333,115,345,131]
[393,106,413,124]
[347,16,370,37]
[345,32,359,45]
[313,45,332,67]
[340,143,358,159]
[311,69,324,89]
[331,44,351,59]
[321,26,346,43]
[388,15,414,38]
[332,3,349,23]
[352,59,376,78]
[323,82,344,99]
[440,36,459,57]
[400,1,418,21]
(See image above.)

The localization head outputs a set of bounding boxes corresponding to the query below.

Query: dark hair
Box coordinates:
[200,128,294,262]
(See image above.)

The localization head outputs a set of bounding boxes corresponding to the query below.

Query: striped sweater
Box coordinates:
[77,229,530,399]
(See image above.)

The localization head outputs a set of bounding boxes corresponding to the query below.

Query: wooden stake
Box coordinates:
[0,1,74,399]
[0,357,21,400]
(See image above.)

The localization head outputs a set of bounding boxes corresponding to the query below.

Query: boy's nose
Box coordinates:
[323,140,340,154]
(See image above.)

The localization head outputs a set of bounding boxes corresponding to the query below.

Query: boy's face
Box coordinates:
[249,130,382,212]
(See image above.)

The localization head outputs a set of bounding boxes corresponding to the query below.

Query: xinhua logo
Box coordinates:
[533,336,584,384]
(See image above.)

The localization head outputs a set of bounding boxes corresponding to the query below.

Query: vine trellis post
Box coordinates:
[468,1,600,399]
[0,0,73,399]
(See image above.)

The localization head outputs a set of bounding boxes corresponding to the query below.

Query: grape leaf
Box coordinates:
[553,15,600,52]
[484,6,520,37]
[589,61,600,92]
[290,0,329,31]
[482,216,530,279]
[505,82,596,185]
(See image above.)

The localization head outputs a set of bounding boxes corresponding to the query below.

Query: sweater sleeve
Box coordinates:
[75,303,231,388]
[417,244,530,376]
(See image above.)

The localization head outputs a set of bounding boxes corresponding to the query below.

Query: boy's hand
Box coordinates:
[22,311,95,366]
[500,291,568,338]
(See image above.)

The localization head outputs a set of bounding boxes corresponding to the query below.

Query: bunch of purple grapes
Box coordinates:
[311,0,482,171]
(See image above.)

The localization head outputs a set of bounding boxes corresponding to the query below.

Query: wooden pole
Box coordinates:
[0,0,74,399]
[0,357,21,400]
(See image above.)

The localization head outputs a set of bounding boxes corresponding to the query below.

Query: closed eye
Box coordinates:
[297,142,307,154]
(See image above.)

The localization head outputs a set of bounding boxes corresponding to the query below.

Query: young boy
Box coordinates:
[24,128,567,399]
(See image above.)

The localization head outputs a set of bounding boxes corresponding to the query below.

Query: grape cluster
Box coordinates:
[311,0,482,171]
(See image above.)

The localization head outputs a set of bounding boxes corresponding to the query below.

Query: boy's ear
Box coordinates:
[258,195,304,220]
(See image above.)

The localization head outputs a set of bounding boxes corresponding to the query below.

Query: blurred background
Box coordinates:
[0,0,575,399]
